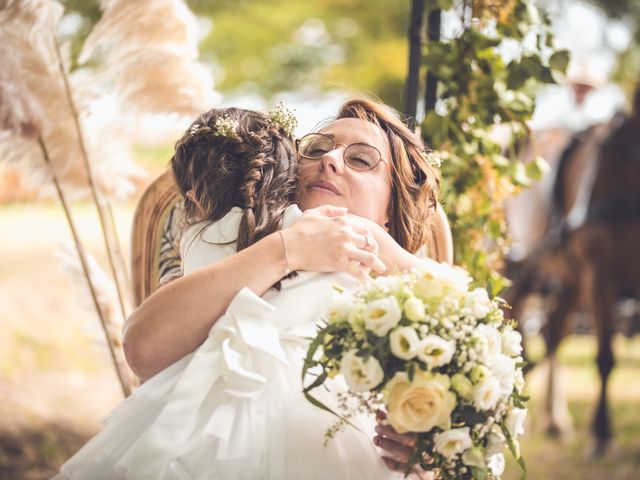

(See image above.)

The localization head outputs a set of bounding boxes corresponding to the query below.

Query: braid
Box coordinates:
[171,107,298,288]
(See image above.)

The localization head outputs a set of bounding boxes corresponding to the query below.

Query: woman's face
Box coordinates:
[296,118,393,227]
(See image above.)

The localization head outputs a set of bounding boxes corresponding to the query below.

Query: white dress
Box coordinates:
[55,205,401,480]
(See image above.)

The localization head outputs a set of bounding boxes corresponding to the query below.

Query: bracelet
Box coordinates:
[278,230,292,276]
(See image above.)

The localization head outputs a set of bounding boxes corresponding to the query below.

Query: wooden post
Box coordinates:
[424,8,441,114]
[404,0,425,130]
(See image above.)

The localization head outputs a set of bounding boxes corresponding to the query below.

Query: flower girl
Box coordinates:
[55,106,400,480]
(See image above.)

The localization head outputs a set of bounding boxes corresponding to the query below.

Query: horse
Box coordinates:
[503,89,640,456]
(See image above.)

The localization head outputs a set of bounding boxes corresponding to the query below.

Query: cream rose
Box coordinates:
[434,427,472,459]
[403,296,426,321]
[363,296,402,336]
[413,258,471,300]
[383,371,456,433]
[389,327,420,360]
[340,350,384,392]
[416,335,455,368]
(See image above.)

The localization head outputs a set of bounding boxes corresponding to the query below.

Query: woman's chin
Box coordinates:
[298,193,346,211]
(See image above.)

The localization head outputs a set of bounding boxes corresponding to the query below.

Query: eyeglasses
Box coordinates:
[296,133,385,171]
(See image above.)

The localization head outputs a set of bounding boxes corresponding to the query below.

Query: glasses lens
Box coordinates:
[299,134,334,158]
[345,144,381,170]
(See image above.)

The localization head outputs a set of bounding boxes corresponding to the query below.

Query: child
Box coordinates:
[55,107,399,480]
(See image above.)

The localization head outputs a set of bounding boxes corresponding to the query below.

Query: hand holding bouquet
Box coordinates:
[302,259,527,479]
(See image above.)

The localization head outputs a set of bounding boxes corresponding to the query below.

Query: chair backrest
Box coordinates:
[131,169,183,307]
[131,171,454,306]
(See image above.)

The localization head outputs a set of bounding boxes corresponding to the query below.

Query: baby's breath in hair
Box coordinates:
[423,150,442,168]
[269,102,298,137]
[190,123,201,136]
[213,115,239,138]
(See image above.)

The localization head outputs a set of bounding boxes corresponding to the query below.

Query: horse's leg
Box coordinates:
[584,260,615,456]
[543,282,579,436]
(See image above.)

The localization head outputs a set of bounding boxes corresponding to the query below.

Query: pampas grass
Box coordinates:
[56,244,138,392]
[80,0,216,116]
[1,0,216,395]
[0,0,134,396]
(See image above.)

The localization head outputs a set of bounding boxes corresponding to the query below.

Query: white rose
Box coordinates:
[501,328,523,357]
[473,377,501,411]
[505,407,527,439]
[340,350,384,392]
[464,288,492,319]
[383,371,456,433]
[488,354,516,398]
[416,335,455,368]
[434,427,472,459]
[389,327,420,360]
[363,296,402,336]
[487,453,505,477]
[474,324,502,358]
[404,296,426,321]
[413,258,471,300]
[327,289,353,324]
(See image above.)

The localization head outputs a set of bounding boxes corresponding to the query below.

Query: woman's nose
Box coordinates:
[320,146,346,174]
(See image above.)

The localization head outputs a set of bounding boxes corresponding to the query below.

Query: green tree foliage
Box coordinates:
[420,0,569,293]
[61,0,414,109]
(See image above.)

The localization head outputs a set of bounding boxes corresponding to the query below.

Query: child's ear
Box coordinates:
[186,189,205,218]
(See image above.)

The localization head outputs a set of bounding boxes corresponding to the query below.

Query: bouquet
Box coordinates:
[302,259,527,479]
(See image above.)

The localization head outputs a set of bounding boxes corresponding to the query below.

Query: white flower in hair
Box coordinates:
[213,115,239,138]
[190,123,201,135]
[423,150,442,168]
[269,102,298,136]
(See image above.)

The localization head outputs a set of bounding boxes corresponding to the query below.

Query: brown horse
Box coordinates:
[504,89,640,455]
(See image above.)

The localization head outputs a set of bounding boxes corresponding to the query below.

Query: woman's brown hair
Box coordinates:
[171,107,297,254]
[336,98,440,254]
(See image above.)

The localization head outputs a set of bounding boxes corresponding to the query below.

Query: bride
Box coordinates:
[58,98,443,479]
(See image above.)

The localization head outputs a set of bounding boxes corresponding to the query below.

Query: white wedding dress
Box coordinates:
[55,205,401,480]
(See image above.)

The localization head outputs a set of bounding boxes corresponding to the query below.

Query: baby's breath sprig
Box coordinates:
[213,115,239,138]
[423,150,442,168]
[269,102,298,137]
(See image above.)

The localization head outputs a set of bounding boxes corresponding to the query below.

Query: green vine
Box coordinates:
[421,0,569,294]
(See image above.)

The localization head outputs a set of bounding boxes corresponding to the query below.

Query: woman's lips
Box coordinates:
[307,180,341,195]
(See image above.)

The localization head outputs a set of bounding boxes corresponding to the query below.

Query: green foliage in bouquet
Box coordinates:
[303,260,528,480]
[420,0,570,293]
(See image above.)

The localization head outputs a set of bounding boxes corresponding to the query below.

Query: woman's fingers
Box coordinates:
[346,246,386,275]
[375,424,417,447]
[373,434,413,463]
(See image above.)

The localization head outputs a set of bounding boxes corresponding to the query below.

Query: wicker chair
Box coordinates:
[131,170,454,307]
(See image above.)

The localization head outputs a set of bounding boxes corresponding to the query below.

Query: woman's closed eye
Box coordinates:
[347,155,374,169]
[308,147,330,156]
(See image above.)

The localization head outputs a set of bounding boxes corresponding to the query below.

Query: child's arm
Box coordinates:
[124,205,386,381]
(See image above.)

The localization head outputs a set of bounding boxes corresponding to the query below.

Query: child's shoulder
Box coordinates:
[180,207,244,259]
